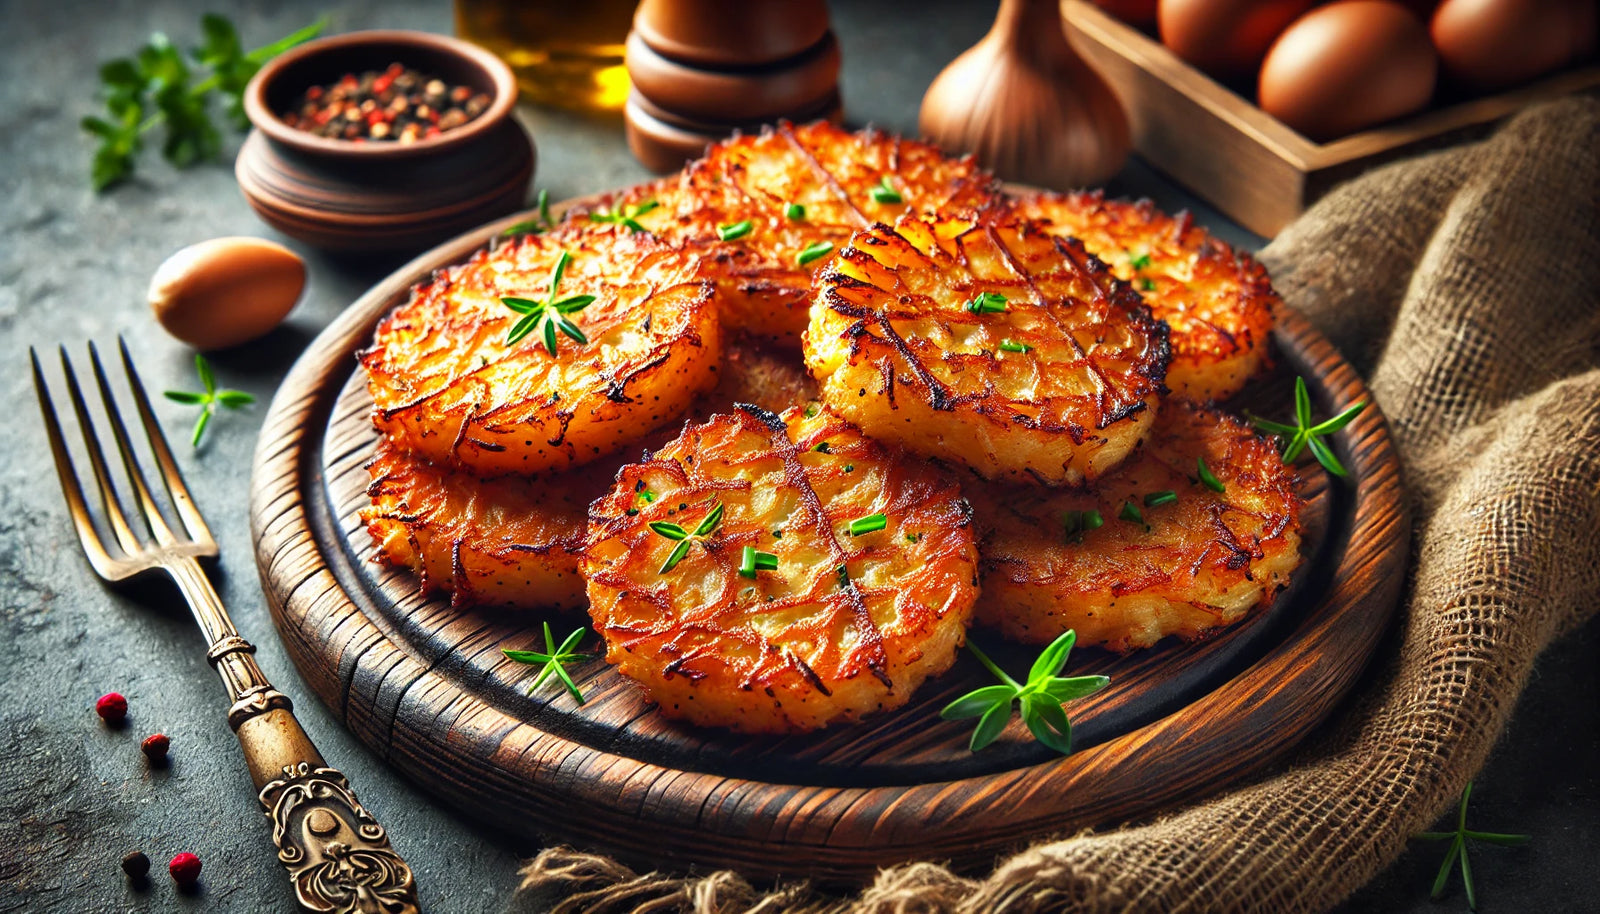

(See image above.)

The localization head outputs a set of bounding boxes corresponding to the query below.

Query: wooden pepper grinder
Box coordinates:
[920,0,1130,188]
[625,0,843,172]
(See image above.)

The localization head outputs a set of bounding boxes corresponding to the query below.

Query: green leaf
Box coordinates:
[658,538,692,574]
[1431,836,1462,899]
[940,685,1016,720]
[99,58,144,89]
[693,501,724,537]
[1041,674,1110,703]
[1143,490,1177,507]
[540,317,559,357]
[214,389,254,408]
[1463,830,1530,846]
[1021,695,1074,755]
[1310,400,1368,435]
[194,354,215,392]
[1459,841,1475,910]
[553,294,596,314]
[164,390,208,404]
[1414,832,1455,842]
[556,316,587,345]
[555,626,589,658]
[501,296,540,315]
[1294,376,1313,427]
[1029,630,1077,682]
[505,313,539,345]
[502,649,554,664]
[965,640,1023,690]
[1248,414,1300,436]
[1280,431,1309,463]
[243,17,327,65]
[551,661,586,704]
[869,178,902,204]
[538,188,552,226]
[649,522,688,540]
[717,220,752,241]
[197,13,242,63]
[547,250,571,296]
[191,404,212,446]
[1307,435,1347,477]
[1197,456,1225,493]
[797,241,834,266]
[969,700,1011,751]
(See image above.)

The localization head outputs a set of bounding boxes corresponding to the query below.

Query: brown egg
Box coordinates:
[1259,1,1437,141]
[1159,0,1317,78]
[149,238,304,350]
[1432,0,1597,91]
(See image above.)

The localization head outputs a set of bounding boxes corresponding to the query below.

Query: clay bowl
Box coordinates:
[238,30,535,255]
[633,0,831,68]
[625,30,840,123]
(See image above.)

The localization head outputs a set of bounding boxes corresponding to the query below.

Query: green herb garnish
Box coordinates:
[869,177,902,204]
[1197,456,1225,493]
[1415,781,1529,911]
[501,250,596,356]
[650,500,724,574]
[502,188,555,236]
[785,202,806,220]
[1128,251,1151,270]
[738,546,779,579]
[998,339,1032,353]
[847,513,887,536]
[941,630,1108,753]
[1141,277,1156,291]
[163,354,254,447]
[803,402,820,418]
[717,219,752,241]
[1249,377,1367,477]
[85,14,325,190]
[965,292,1008,314]
[814,441,832,454]
[1062,509,1103,543]
[1118,501,1144,525]
[502,621,595,704]
[797,241,834,266]
[1143,490,1177,507]
[835,563,851,589]
[905,532,921,543]
[588,199,659,233]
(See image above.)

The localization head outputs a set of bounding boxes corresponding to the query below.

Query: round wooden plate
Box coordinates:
[250,196,1409,884]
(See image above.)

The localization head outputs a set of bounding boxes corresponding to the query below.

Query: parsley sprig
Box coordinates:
[941,630,1109,754]
[501,251,596,356]
[1250,377,1367,476]
[501,189,555,236]
[503,622,596,705]
[1415,781,1529,910]
[650,501,724,574]
[163,354,254,446]
[84,14,325,191]
[587,199,659,233]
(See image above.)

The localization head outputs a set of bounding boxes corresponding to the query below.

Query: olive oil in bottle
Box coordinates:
[454,0,636,113]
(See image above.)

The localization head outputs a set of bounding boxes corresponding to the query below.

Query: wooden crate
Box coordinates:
[1064,0,1600,236]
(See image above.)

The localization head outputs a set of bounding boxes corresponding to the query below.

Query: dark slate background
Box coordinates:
[0,1,1593,911]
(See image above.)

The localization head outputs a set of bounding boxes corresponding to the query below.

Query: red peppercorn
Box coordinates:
[168,853,201,886]
[141,733,170,763]
[96,692,128,724]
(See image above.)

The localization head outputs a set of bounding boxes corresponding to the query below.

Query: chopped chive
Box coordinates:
[738,546,780,579]
[869,177,902,204]
[848,513,887,536]
[965,292,1008,314]
[785,202,806,220]
[1128,251,1151,270]
[1143,490,1178,507]
[1197,456,1226,493]
[638,489,657,504]
[836,564,851,589]
[804,402,820,418]
[1063,508,1105,543]
[717,219,752,241]
[1141,277,1156,291]
[658,538,692,574]
[905,532,921,543]
[797,241,834,266]
[814,441,831,454]
[1118,501,1144,525]
[998,339,1032,353]
[692,501,724,537]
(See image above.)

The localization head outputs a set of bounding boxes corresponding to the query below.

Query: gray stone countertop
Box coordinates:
[1,1,1593,911]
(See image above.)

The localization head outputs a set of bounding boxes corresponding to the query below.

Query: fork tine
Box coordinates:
[32,348,122,578]
[87,342,180,547]
[117,337,214,546]
[57,346,148,557]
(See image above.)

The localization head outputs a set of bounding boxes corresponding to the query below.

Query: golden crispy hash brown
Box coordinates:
[589,120,999,347]
[361,436,621,610]
[968,402,1302,651]
[361,225,722,477]
[583,405,979,733]
[806,213,1171,486]
[1012,191,1277,401]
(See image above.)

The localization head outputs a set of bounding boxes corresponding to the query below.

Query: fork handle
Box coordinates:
[182,564,419,913]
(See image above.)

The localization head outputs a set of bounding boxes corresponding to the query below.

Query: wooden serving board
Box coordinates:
[250,198,1410,884]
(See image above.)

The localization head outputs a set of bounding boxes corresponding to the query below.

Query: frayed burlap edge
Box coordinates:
[515,97,1600,914]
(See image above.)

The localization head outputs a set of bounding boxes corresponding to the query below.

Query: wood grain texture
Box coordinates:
[1065,0,1600,235]
[249,196,1410,884]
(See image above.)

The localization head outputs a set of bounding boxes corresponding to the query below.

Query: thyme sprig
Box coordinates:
[501,250,596,356]
[1249,377,1367,476]
[942,630,1108,754]
[502,621,596,704]
[587,199,659,233]
[501,188,555,236]
[1415,781,1529,911]
[650,500,724,573]
[163,354,254,446]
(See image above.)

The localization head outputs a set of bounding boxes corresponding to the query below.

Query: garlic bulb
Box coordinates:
[919,0,1130,189]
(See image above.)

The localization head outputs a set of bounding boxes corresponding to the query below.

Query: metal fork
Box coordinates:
[32,340,420,914]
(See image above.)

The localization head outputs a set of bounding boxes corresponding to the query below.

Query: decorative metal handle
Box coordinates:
[170,558,420,913]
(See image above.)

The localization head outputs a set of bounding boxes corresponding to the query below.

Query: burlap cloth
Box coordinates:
[513,97,1600,913]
